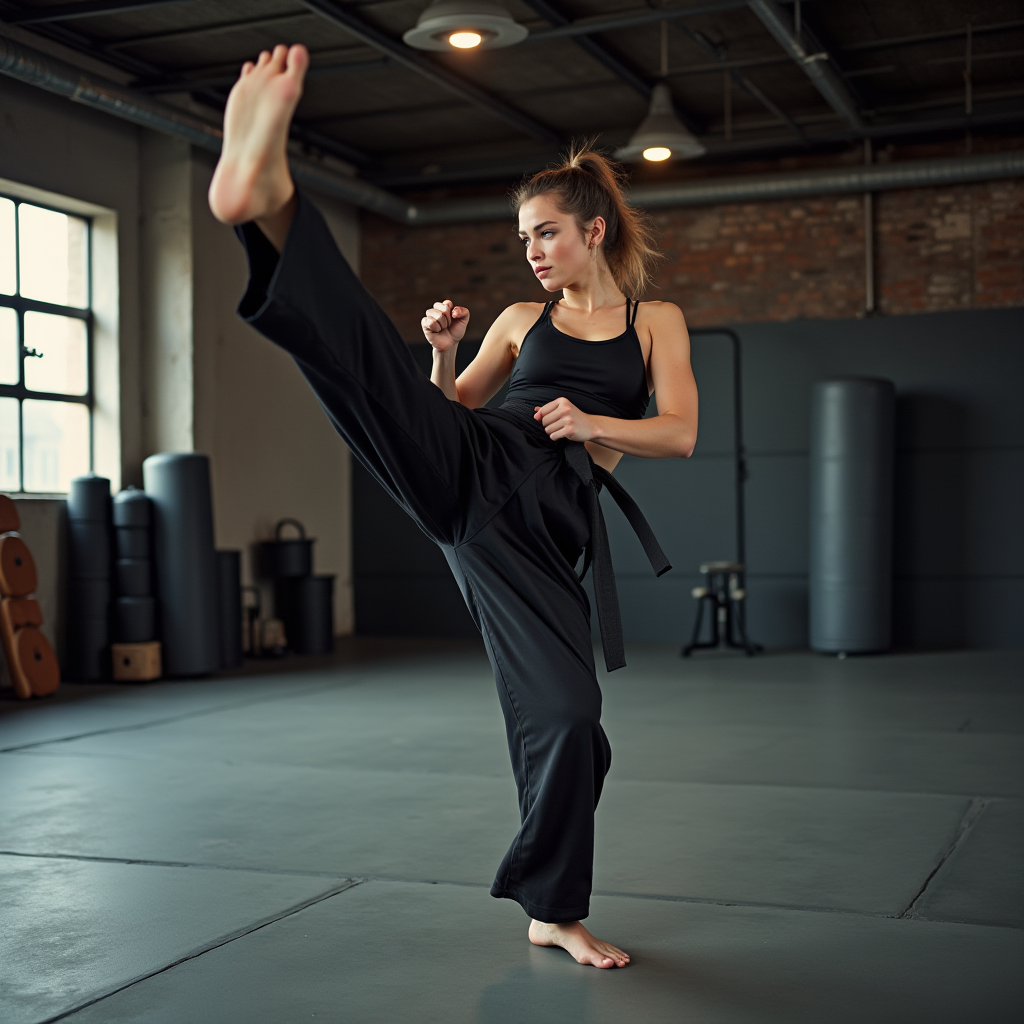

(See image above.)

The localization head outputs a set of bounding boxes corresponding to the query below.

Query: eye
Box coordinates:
[541,230,554,239]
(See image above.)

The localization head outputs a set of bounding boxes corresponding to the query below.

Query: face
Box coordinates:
[518,194,604,292]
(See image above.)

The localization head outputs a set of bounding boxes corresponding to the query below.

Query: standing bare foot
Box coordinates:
[208,43,309,250]
[529,919,630,969]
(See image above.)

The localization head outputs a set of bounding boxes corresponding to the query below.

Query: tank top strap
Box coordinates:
[542,299,557,320]
[628,297,641,327]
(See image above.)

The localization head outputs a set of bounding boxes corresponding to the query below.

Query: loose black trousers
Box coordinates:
[237,193,628,922]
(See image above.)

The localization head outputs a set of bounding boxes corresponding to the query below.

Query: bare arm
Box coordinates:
[535,302,698,460]
[425,301,537,408]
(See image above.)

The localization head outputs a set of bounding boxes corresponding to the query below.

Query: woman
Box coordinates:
[209,43,697,969]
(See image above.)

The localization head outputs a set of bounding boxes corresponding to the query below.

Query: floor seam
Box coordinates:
[34,878,366,1024]
[0,675,362,753]
[898,796,991,920]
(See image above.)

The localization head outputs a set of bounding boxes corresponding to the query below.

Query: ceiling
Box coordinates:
[1,0,1022,192]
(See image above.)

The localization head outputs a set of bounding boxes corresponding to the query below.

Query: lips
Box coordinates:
[535,266,551,279]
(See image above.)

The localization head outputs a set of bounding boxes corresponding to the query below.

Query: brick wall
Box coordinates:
[360,145,1024,339]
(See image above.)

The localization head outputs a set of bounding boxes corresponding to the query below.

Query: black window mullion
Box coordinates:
[3,192,95,493]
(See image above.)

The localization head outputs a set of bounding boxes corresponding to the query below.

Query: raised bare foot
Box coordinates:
[208,43,308,243]
[529,919,630,969]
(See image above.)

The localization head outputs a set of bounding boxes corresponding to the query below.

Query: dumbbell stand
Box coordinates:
[682,566,761,658]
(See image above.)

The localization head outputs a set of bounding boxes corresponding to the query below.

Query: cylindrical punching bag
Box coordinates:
[143,453,219,676]
[809,379,895,654]
[66,474,112,680]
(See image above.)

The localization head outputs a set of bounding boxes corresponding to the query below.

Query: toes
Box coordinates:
[256,49,272,68]
[269,43,289,70]
[240,61,254,76]
[286,43,310,74]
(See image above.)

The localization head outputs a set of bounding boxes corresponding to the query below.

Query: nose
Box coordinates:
[527,239,543,262]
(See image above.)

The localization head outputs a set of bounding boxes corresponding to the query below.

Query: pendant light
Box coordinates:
[403,0,528,51]
[615,22,706,162]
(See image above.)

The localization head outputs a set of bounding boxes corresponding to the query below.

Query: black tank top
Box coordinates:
[504,299,651,421]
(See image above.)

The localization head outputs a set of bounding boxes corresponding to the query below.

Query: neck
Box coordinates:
[558,261,625,314]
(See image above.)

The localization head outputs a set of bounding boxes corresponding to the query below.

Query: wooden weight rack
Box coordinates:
[0,495,60,698]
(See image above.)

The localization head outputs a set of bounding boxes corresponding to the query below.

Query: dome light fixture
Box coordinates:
[615,83,706,163]
[403,0,528,52]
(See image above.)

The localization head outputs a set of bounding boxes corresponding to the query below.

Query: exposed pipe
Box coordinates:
[528,0,750,42]
[748,0,865,131]
[0,35,413,220]
[2,35,1021,228]
[406,150,1024,224]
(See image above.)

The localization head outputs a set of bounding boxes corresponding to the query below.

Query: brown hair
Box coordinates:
[513,144,661,297]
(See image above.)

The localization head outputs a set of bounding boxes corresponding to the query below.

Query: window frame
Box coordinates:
[0,191,94,493]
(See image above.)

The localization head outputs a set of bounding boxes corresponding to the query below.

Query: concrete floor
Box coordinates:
[1,643,1021,1023]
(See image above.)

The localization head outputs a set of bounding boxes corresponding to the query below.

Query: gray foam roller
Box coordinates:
[809,379,895,654]
[143,453,220,676]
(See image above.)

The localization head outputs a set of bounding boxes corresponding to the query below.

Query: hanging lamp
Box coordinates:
[615,22,706,162]
[403,0,528,51]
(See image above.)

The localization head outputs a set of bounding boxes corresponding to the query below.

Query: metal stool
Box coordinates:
[682,561,762,657]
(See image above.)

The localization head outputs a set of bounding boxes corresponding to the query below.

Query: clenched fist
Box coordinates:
[421,299,470,353]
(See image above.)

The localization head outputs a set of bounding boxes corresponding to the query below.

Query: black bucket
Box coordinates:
[276,575,334,655]
[258,519,314,579]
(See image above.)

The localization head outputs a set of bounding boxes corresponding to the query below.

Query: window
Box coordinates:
[0,195,91,493]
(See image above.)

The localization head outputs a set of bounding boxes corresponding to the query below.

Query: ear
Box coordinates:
[587,215,607,250]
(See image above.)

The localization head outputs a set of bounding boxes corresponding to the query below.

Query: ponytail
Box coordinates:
[512,144,661,297]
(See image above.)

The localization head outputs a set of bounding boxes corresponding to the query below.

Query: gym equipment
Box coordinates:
[143,453,219,676]
[275,575,335,655]
[809,378,895,655]
[258,519,314,578]
[111,641,162,682]
[111,486,161,681]
[0,495,60,698]
[682,561,761,657]
[66,474,112,680]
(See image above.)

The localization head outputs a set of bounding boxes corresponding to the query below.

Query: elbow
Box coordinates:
[676,430,697,459]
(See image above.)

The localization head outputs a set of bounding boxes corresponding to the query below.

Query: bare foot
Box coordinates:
[529,919,630,969]
[208,43,308,248]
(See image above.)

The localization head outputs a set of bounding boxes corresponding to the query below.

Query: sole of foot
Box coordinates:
[529,920,630,969]
[208,43,309,227]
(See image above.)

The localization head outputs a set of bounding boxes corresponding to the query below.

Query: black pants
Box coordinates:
[237,193,614,923]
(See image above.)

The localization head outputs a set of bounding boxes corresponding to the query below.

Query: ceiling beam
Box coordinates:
[140,58,393,95]
[840,19,1024,54]
[296,0,561,145]
[528,0,750,43]
[747,0,864,131]
[517,0,704,133]
[674,23,807,143]
[106,12,318,50]
[3,0,193,25]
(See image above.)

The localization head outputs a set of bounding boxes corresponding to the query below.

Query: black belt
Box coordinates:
[500,399,672,672]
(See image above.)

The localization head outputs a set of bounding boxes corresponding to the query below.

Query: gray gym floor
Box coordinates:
[2,642,1022,1023]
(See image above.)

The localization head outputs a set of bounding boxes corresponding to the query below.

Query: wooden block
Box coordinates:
[0,535,36,597]
[0,494,19,533]
[111,641,161,682]
[16,626,60,697]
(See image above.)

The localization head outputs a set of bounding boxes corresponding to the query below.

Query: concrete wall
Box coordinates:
[0,72,360,687]
[353,308,1024,650]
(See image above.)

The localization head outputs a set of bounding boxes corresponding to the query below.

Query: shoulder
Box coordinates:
[501,301,548,323]
[635,300,687,330]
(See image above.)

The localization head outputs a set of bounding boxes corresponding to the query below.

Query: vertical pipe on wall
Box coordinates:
[809,379,895,655]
